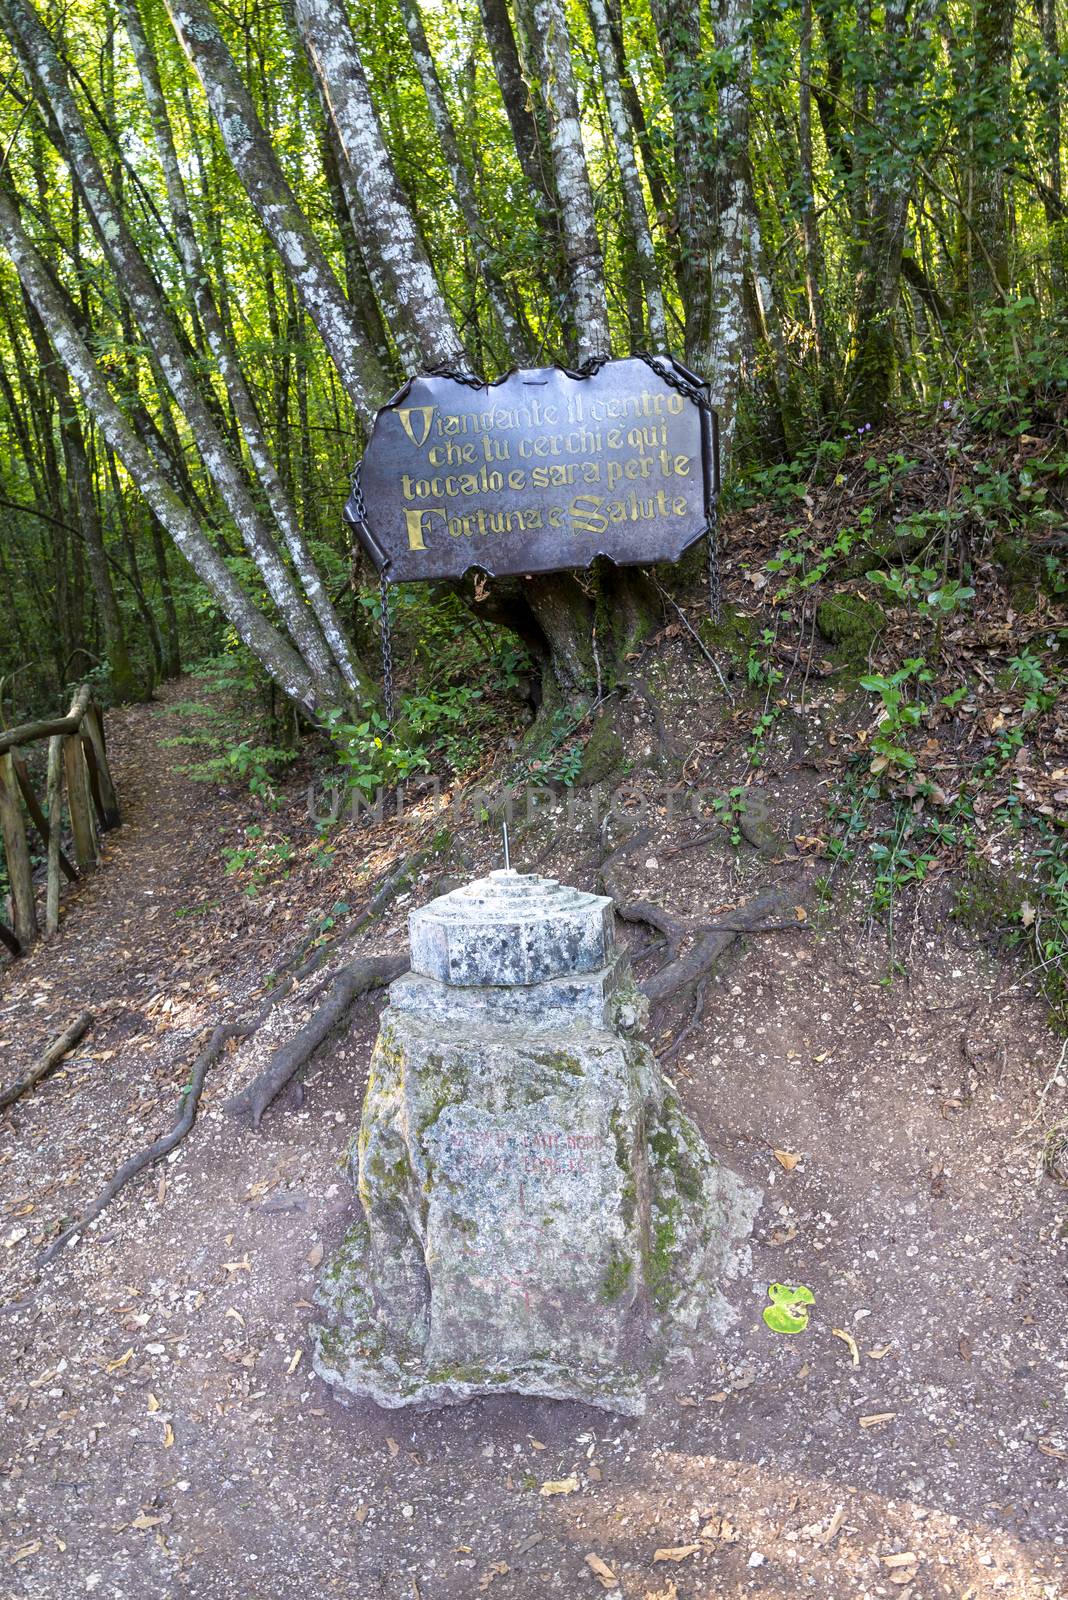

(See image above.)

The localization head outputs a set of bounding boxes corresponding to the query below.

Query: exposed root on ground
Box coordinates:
[38,1016,251,1267]
[227,952,407,1129]
[0,1012,91,1112]
[35,841,438,1268]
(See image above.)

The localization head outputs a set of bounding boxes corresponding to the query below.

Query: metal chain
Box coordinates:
[635,352,722,623]
[346,461,396,724]
[379,568,396,728]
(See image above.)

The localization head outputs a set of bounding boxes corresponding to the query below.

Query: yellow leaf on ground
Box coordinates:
[11,1541,41,1562]
[867,1344,894,1359]
[130,1514,164,1531]
[540,1476,580,1496]
[386,1437,399,1458]
[286,1349,302,1376]
[652,1544,700,1563]
[585,1553,618,1589]
[773,1150,800,1171]
[146,1393,160,1414]
[162,1422,174,1447]
[832,1327,860,1366]
[859,1412,896,1427]
[106,1348,134,1373]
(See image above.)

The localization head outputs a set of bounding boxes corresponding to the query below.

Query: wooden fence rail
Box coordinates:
[0,685,120,957]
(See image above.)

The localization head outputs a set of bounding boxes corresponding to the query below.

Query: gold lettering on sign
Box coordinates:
[404,506,445,550]
[386,378,702,560]
[397,407,435,448]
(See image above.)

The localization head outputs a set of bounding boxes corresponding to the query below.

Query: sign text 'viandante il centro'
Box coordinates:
[347,357,717,583]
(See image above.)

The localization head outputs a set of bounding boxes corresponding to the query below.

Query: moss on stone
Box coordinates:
[815,592,883,659]
[600,1254,634,1303]
[532,1049,584,1076]
[698,607,757,667]
[578,712,625,788]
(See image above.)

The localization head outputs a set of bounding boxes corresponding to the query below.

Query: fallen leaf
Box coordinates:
[540,1476,580,1497]
[222,1256,251,1275]
[477,1561,508,1590]
[355,1505,369,1524]
[11,1541,41,1562]
[529,1438,546,1450]
[866,1344,894,1359]
[157,1177,167,1204]
[106,1347,135,1373]
[225,1308,245,1328]
[1038,1442,1066,1459]
[306,1243,324,1268]
[386,1437,399,1458]
[832,1327,860,1366]
[677,1395,698,1407]
[882,1553,917,1568]
[286,1349,302,1376]
[652,1545,700,1563]
[859,1412,896,1427]
[588,1463,603,1481]
[162,1422,175,1448]
[643,1583,677,1600]
[146,1393,160,1414]
[131,1514,164,1531]
[958,1335,972,1362]
[585,1553,618,1589]
[773,1150,800,1171]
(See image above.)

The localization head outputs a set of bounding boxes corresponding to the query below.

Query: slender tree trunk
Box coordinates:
[650,0,715,363]
[0,0,346,702]
[163,0,388,418]
[292,0,466,369]
[532,0,611,360]
[33,314,141,702]
[1036,0,1065,294]
[586,0,667,347]
[0,187,326,716]
[695,0,753,454]
[395,0,529,361]
[970,0,1015,303]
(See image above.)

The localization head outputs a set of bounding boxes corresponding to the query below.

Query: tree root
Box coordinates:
[36,842,437,1269]
[1,1012,92,1112]
[640,882,804,1008]
[38,1017,250,1267]
[227,952,406,1129]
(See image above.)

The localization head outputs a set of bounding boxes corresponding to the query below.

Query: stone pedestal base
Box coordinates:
[313,973,759,1416]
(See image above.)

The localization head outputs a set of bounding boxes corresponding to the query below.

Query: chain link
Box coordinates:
[379,567,396,727]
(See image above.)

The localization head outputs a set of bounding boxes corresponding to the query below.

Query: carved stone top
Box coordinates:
[408,868,615,988]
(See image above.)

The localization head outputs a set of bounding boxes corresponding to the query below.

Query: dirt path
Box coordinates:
[1,686,1065,1599]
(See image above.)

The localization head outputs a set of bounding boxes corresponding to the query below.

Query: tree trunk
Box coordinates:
[292,0,466,370]
[0,0,347,704]
[586,0,667,348]
[532,0,612,362]
[163,0,388,420]
[0,186,327,717]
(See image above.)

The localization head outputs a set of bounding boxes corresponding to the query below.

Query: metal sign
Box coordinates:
[346,356,718,584]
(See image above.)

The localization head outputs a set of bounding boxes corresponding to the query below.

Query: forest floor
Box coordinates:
[2,411,1067,1599]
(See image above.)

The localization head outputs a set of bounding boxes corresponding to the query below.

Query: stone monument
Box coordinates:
[313,869,760,1415]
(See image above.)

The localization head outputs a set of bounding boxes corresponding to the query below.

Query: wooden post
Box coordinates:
[13,752,77,882]
[63,733,98,870]
[45,734,65,934]
[83,704,120,828]
[0,751,38,946]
